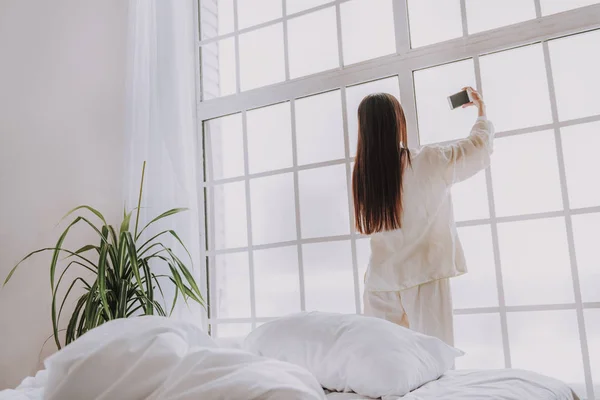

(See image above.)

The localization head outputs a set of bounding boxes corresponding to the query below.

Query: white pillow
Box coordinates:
[243,312,463,399]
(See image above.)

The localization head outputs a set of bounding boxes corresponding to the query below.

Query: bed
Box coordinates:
[0,315,579,400]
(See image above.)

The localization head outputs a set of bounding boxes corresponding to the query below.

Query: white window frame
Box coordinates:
[193,1,600,398]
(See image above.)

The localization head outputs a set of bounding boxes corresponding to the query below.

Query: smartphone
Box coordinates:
[447,90,472,110]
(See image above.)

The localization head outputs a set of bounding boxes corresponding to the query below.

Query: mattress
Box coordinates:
[325,369,578,400]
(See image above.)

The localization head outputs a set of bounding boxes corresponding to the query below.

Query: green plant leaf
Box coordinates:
[121,211,132,235]
[96,227,113,319]
[60,205,107,227]
[136,208,188,241]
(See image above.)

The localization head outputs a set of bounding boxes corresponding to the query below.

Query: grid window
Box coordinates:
[340,0,396,65]
[507,310,585,397]
[286,0,332,15]
[572,213,600,303]
[548,30,600,122]
[246,102,293,174]
[237,0,282,30]
[451,225,498,309]
[209,182,248,250]
[288,7,340,78]
[451,171,489,222]
[407,0,462,48]
[298,164,350,238]
[212,252,251,318]
[253,246,301,317]
[561,121,600,209]
[250,173,297,245]
[239,24,286,91]
[303,240,356,313]
[497,218,574,306]
[295,90,345,165]
[414,59,477,145]
[198,4,600,396]
[346,76,401,156]
[491,130,563,217]
[479,44,553,132]
[465,0,536,34]
[199,0,234,39]
[454,313,505,369]
[204,113,244,181]
[201,38,237,100]
[585,309,600,394]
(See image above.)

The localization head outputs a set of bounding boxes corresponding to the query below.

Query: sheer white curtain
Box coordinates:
[125,0,205,326]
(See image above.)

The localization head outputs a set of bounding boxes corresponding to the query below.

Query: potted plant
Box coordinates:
[4,162,205,349]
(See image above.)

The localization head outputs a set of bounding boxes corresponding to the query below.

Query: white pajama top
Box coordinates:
[364,117,495,292]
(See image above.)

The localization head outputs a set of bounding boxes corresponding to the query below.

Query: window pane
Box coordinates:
[452,225,498,309]
[549,30,600,122]
[452,170,489,222]
[498,218,574,306]
[246,102,293,174]
[295,90,345,165]
[253,246,301,317]
[561,121,600,209]
[480,44,552,132]
[303,240,356,313]
[491,130,563,217]
[239,24,285,91]
[541,0,600,15]
[200,0,234,39]
[346,77,400,155]
[288,7,339,78]
[454,314,504,369]
[237,0,282,29]
[466,0,536,34]
[572,213,600,303]
[250,173,297,245]
[585,309,600,394]
[205,113,244,181]
[201,38,237,100]
[508,310,584,395]
[213,252,251,318]
[407,0,462,48]
[340,0,396,65]
[286,0,331,14]
[210,182,248,250]
[355,238,370,311]
[414,59,477,145]
[299,164,350,238]
[211,323,253,339]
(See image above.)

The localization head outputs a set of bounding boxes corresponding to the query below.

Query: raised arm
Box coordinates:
[429,87,495,185]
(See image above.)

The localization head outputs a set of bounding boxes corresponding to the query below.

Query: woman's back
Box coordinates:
[365,117,495,291]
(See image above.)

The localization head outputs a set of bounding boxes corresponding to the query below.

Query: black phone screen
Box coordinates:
[449,90,470,109]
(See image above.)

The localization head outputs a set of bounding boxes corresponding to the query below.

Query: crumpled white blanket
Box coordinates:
[0,317,325,400]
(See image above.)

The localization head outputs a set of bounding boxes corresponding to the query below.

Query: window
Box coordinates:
[197,1,600,397]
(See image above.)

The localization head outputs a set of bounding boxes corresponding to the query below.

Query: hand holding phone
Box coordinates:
[448,87,486,117]
[447,90,471,110]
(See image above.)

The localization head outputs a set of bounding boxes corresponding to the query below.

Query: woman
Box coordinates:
[353,87,493,345]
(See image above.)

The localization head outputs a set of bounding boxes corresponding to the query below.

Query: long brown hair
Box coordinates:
[352,93,411,235]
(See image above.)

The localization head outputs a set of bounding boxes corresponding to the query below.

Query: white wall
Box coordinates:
[0,0,128,389]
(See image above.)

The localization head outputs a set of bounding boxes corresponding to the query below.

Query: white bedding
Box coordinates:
[324,369,577,400]
[0,317,325,400]
[2,368,577,400]
[0,317,577,400]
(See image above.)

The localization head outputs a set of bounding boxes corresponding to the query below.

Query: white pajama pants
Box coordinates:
[363,278,454,346]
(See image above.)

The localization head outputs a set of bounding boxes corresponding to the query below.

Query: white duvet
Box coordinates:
[0,317,577,400]
[0,317,325,400]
